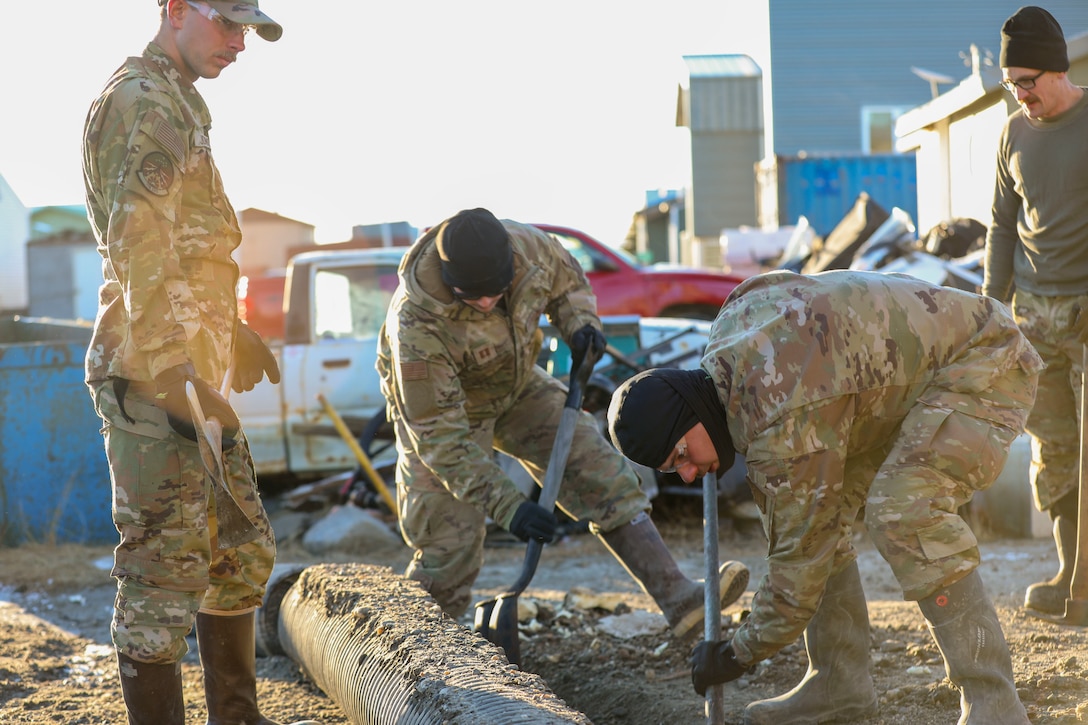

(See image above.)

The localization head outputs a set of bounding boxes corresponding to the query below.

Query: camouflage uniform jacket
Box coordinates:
[377,220,600,527]
[701,270,1043,663]
[82,43,241,387]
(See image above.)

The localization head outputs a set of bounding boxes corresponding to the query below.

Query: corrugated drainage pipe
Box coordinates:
[258,562,591,724]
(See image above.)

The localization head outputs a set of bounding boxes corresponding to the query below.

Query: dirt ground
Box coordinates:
[2,496,1088,725]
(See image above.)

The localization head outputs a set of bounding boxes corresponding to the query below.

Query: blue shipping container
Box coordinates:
[766,154,918,238]
[0,318,114,546]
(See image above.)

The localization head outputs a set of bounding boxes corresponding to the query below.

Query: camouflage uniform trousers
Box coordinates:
[90,380,275,664]
[747,370,1036,617]
[394,367,650,617]
[1012,289,1087,512]
[863,380,1035,601]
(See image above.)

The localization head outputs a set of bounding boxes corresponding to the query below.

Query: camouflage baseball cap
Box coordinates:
[160,0,283,42]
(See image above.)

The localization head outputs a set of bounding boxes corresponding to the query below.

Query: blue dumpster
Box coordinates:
[0,317,113,546]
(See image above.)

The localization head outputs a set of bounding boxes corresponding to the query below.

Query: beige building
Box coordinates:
[236,208,315,279]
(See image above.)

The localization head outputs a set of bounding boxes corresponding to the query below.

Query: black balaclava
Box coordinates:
[435,208,514,297]
[607,367,735,472]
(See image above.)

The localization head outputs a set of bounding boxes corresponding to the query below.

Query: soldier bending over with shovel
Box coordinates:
[608,270,1042,725]
[377,208,749,639]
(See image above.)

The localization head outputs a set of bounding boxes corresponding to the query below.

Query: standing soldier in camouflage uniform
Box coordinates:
[83,3,316,724]
[984,6,1088,617]
[377,207,749,637]
[608,270,1042,725]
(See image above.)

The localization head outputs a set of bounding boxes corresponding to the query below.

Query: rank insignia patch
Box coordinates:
[471,344,497,364]
[137,151,174,196]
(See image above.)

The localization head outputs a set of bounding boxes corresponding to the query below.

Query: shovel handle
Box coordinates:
[703,471,727,722]
[502,339,602,597]
[539,339,601,513]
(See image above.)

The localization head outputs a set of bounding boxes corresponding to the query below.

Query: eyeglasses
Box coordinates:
[186,1,256,37]
[658,439,688,474]
[1000,70,1046,93]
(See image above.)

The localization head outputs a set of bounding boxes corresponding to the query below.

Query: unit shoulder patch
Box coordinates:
[137,151,174,196]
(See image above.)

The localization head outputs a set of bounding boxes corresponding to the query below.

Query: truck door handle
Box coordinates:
[322,358,352,369]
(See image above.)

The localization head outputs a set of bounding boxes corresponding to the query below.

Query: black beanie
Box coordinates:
[1000,6,1069,72]
[436,208,514,297]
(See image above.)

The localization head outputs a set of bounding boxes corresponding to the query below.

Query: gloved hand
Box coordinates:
[1070,304,1088,344]
[569,324,606,359]
[233,324,281,393]
[155,364,240,449]
[508,501,559,543]
[691,640,748,696]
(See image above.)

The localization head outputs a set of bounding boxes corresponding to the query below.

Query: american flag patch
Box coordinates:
[149,111,185,163]
[401,361,428,381]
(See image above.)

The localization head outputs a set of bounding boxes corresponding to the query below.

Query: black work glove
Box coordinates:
[508,501,559,543]
[1070,304,1088,344]
[233,324,281,393]
[569,324,606,359]
[155,364,240,449]
[691,640,748,696]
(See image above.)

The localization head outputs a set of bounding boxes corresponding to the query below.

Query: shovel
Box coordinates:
[185,372,263,550]
[702,471,726,723]
[473,340,601,664]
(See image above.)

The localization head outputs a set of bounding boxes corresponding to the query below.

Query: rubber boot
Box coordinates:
[743,560,877,725]
[597,512,749,638]
[117,651,185,725]
[1024,514,1076,615]
[196,610,321,725]
[919,571,1029,725]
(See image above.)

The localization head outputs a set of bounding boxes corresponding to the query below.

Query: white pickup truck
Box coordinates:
[234,246,716,488]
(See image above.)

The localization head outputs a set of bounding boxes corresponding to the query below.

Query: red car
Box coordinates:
[536,224,743,320]
[239,224,743,339]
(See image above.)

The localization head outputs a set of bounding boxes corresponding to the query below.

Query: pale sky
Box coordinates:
[1,1,768,245]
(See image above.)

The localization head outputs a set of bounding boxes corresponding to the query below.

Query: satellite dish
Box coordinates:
[911,66,957,98]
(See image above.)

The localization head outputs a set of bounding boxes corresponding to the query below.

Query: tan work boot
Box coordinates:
[743,560,877,725]
[196,610,321,725]
[1025,514,1076,615]
[117,651,185,725]
[919,571,1030,725]
[597,511,749,638]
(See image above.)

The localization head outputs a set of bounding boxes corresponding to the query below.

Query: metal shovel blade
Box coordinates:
[473,591,522,665]
[185,382,262,550]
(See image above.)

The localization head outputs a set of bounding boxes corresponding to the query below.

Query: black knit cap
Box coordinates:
[436,208,514,297]
[1000,6,1069,72]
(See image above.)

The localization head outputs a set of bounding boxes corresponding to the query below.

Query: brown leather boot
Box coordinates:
[743,560,877,724]
[196,610,321,725]
[597,512,749,637]
[919,571,1029,725]
[116,651,185,725]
